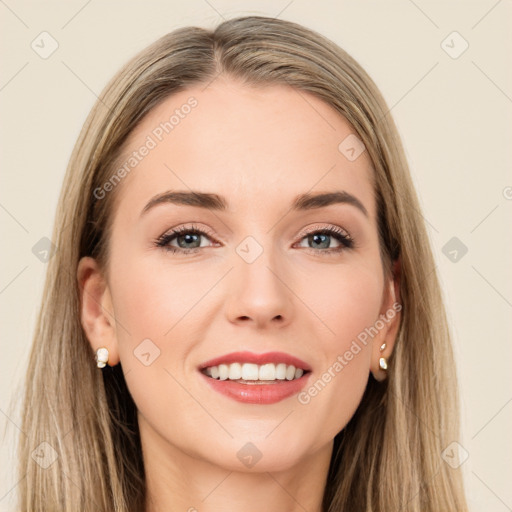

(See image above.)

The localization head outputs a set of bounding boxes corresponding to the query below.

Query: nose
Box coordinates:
[225,246,294,330]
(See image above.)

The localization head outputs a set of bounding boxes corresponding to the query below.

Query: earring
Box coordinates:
[95,347,109,368]
[379,342,388,371]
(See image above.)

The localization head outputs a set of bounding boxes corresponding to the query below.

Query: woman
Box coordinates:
[17,15,468,511]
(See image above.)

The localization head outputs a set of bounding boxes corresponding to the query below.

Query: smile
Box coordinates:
[198,351,312,404]
[202,362,307,382]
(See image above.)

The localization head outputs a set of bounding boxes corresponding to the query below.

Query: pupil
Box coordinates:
[179,233,200,248]
[311,234,329,249]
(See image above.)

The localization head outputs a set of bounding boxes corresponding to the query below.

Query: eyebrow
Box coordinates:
[140,190,368,217]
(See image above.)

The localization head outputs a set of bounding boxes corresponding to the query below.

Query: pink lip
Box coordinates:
[199,372,311,405]
[199,351,312,371]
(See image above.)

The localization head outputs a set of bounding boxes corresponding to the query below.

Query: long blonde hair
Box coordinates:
[15,15,468,511]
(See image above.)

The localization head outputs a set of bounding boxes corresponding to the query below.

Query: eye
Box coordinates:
[154,224,218,254]
[294,225,354,256]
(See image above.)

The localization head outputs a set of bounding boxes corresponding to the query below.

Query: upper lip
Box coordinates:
[199,351,312,372]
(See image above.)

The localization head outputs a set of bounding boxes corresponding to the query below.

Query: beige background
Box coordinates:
[1,1,511,510]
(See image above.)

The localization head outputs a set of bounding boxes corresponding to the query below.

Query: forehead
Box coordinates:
[111,77,376,221]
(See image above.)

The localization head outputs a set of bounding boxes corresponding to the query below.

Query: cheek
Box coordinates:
[294,261,383,443]
[305,257,384,353]
[109,252,206,344]
[107,250,221,405]
[107,254,207,442]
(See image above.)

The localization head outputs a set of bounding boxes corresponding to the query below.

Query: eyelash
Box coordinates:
[154,223,355,257]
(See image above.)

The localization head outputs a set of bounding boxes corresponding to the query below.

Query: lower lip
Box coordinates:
[199,372,311,404]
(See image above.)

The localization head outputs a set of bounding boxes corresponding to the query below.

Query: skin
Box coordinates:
[78,76,401,512]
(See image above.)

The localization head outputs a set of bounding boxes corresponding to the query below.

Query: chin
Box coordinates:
[207,434,313,474]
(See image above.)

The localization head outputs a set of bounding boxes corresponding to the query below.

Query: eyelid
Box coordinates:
[158,222,352,241]
[159,223,219,241]
[298,223,352,239]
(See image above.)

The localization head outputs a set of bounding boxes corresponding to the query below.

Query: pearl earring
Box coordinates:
[379,342,388,371]
[95,347,109,368]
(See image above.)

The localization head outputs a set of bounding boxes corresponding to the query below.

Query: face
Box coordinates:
[79,76,400,473]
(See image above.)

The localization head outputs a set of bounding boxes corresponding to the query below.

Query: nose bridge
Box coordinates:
[226,231,293,327]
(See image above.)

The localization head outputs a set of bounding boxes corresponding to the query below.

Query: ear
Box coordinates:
[77,256,120,367]
[370,256,402,382]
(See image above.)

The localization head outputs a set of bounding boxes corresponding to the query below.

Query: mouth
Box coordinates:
[198,351,312,404]
[201,362,310,383]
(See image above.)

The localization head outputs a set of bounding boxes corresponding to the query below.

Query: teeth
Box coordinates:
[218,364,229,381]
[203,362,307,381]
[242,363,259,380]
[259,363,275,380]
[276,363,287,380]
[228,362,242,380]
